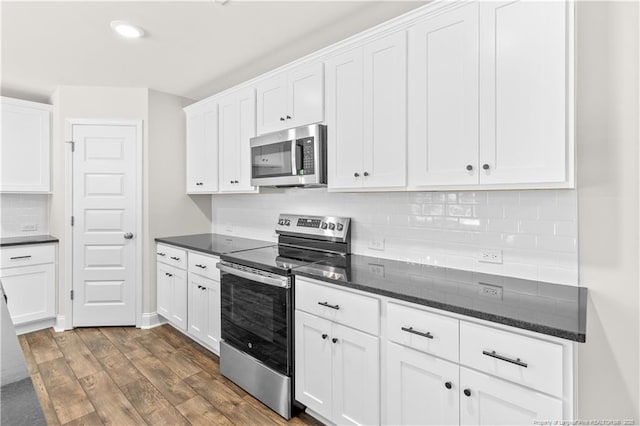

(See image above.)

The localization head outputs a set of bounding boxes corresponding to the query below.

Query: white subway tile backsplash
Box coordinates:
[0,194,50,237]
[212,189,579,285]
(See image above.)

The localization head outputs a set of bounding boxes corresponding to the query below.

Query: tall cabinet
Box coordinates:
[185,99,218,193]
[326,31,407,191]
[1,97,51,193]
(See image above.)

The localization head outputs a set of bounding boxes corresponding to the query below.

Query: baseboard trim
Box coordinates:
[305,408,332,426]
[139,312,166,329]
[53,315,66,332]
[15,318,56,335]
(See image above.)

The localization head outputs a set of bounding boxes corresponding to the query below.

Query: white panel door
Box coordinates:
[187,272,207,341]
[386,342,459,425]
[479,0,567,184]
[72,124,138,326]
[326,48,364,190]
[205,277,221,352]
[288,62,324,128]
[295,310,333,420]
[460,367,562,426]
[408,3,479,186]
[0,264,55,325]
[363,31,407,189]
[186,101,218,193]
[0,98,51,192]
[256,74,288,135]
[332,323,379,426]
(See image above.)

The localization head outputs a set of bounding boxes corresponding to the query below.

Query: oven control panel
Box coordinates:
[276,214,350,242]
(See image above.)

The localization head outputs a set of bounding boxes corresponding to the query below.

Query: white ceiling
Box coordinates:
[1,1,425,103]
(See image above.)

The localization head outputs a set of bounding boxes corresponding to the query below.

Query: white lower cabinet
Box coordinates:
[187,272,221,353]
[459,367,562,425]
[156,262,187,331]
[386,342,459,425]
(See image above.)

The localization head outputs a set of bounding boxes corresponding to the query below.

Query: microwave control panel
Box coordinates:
[297,137,315,175]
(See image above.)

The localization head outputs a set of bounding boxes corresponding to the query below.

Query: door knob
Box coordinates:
[124,232,134,239]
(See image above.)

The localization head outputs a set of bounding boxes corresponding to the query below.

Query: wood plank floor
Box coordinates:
[19,325,323,426]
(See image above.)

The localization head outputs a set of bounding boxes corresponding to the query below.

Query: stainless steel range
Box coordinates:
[216,214,351,419]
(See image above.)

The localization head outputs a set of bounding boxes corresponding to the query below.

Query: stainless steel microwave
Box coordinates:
[250,124,327,187]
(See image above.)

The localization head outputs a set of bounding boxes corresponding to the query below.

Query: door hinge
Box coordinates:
[70,290,74,300]
[71,216,75,226]
[66,140,75,152]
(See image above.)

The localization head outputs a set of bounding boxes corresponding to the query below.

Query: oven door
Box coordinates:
[218,262,291,375]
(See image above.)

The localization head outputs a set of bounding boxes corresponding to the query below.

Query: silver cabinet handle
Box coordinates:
[10,255,32,260]
[157,252,166,256]
[170,256,180,261]
[318,301,340,310]
[482,350,528,368]
[124,232,134,239]
[195,264,207,269]
[401,326,434,339]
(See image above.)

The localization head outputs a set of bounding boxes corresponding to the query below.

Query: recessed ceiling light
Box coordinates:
[110,21,145,39]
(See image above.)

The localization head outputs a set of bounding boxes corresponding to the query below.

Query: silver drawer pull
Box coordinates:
[10,255,32,260]
[195,264,207,269]
[170,256,180,261]
[318,301,340,310]
[482,350,528,368]
[401,326,434,339]
[157,252,166,256]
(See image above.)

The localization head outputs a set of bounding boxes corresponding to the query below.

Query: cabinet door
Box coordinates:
[157,262,172,320]
[256,74,288,135]
[205,278,221,353]
[1,99,51,192]
[326,48,364,190]
[0,264,55,325]
[295,310,333,421]
[236,88,257,191]
[288,62,324,128]
[386,342,458,425]
[332,322,379,426]
[408,4,479,187]
[170,267,188,331]
[187,273,208,341]
[186,101,218,193]
[218,94,238,192]
[479,0,568,185]
[459,367,562,426]
[362,31,407,189]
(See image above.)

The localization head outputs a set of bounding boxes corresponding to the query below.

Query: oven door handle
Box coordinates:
[217,262,290,288]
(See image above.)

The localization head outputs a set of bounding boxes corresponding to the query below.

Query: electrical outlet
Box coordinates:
[368,263,385,277]
[368,237,385,251]
[478,249,502,264]
[478,283,503,299]
[20,223,37,231]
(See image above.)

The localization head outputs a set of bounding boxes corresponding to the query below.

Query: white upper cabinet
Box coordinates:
[1,97,51,193]
[408,3,479,187]
[256,62,324,135]
[478,0,569,185]
[326,31,407,191]
[185,100,218,193]
[218,87,258,193]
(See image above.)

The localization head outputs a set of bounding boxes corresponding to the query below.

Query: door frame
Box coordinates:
[60,119,143,330]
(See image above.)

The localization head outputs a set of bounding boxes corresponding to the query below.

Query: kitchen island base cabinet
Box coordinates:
[156,262,187,331]
[295,310,380,426]
[386,342,459,425]
[460,367,562,425]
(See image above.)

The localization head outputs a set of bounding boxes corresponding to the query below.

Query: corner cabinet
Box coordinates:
[408,0,573,189]
[326,31,407,191]
[256,61,324,135]
[185,99,218,193]
[1,97,51,193]
[218,88,258,193]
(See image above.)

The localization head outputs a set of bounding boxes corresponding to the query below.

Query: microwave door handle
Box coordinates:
[291,140,298,175]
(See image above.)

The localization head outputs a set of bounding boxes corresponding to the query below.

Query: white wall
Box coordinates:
[0,194,49,237]
[576,1,639,421]
[50,86,149,326]
[212,188,578,285]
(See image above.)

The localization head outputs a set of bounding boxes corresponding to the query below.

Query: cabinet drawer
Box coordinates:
[460,321,563,397]
[156,244,186,269]
[387,302,459,362]
[1,244,55,267]
[188,252,220,281]
[295,278,379,335]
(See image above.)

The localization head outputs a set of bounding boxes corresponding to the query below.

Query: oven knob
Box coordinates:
[337,223,344,231]
[321,222,328,230]
[284,219,291,226]
[278,219,284,225]
[328,223,335,230]
[248,342,253,349]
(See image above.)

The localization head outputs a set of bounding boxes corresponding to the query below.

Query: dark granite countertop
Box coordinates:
[294,254,587,343]
[0,235,58,247]
[155,233,274,256]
